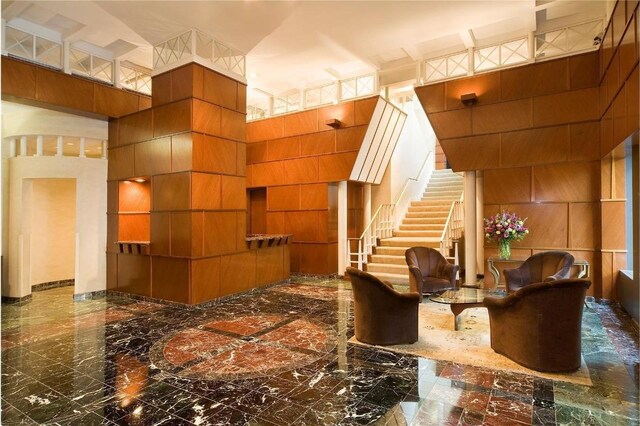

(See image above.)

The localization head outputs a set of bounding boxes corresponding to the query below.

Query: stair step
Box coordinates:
[375,247,414,256]
[398,224,443,231]
[394,230,441,237]
[406,208,449,215]
[365,272,410,285]
[379,237,441,247]
[403,217,447,224]
[369,255,407,265]
[366,263,410,275]
[410,201,452,208]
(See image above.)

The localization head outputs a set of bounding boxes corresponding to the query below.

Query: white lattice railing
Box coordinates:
[120,63,152,95]
[4,25,62,69]
[153,29,246,79]
[535,18,603,59]
[439,193,464,261]
[347,204,395,270]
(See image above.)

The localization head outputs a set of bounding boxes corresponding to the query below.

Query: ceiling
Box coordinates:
[2,0,608,105]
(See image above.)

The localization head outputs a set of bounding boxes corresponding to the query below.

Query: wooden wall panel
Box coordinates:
[203,69,238,111]
[220,176,246,210]
[501,126,569,167]
[192,257,221,303]
[193,135,237,174]
[301,132,334,156]
[118,215,150,241]
[108,145,135,180]
[318,102,355,128]
[446,73,501,110]
[300,183,329,210]
[483,168,531,204]
[94,85,139,118]
[501,59,568,100]
[203,212,237,255]
[318,152,357,181]
[220,108,246,141]
[626,65,639,134]
[119,109,153,145]
[533,162,599,202]
[36,67,94,111]
[569,51,599,90]
[107,253,118,290]
[134,137,172,177]
[570,122,601,161]
[533,88,599,126]
[170,212,194,257]
[284,110,318,137]
[191,173,221,210]
[192,99,221,136]
[256,246,285,286]
[247,116,285,141]
[153,99,192,137]
[171,133,193,172]
[284,157,319,184]
[152,72,172,106]
[427,109,472,139]
[354,97,379,125]
[268,186,300,211]
[601,201,627,250]
[151,257,190,304]
[153,173,190,211]
[336,126,367,152]
[415,83,445,113]
[220,251,257,296]
[1,57,36,98]
[117,255,150,296]
[570,202,600,249]
[267,136,301,161]
[502,203,569,249]
[440,134,500,171]
[150,213,171,255]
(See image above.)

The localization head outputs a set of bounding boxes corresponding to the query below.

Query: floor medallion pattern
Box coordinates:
[150,314,338,381]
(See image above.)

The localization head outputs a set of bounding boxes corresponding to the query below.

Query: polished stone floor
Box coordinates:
[1,278,638,425]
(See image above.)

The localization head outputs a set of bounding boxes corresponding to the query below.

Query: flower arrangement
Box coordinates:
[483,211,528,259]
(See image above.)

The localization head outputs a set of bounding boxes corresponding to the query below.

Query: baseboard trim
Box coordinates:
[1,294,33,305]
[73,290,106,302]
[32,279,74,292]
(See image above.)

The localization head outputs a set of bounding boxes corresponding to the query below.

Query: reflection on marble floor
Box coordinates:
[1,278,638,425]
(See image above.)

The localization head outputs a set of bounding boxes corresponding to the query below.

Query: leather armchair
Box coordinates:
[483,279,591,372]
[405,247,459,297]
[504,251,574,292]
[347,267,420,345]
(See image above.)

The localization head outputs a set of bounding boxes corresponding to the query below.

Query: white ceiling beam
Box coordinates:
[401,46,422,61]
[459,29,476,48]
[2,1,32,22]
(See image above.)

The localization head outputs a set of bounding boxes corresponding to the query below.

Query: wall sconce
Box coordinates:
[325,118,342,129]
[461,93,477,106]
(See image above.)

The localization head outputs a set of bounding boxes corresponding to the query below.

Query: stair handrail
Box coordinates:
[347,203,395,270]
[391,150,434,228]
[346,151,435,271]
[439,192,464,259]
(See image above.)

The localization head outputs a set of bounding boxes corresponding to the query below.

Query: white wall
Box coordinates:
[371,96,436,216]
[29,179,76,285]
[1,101,109,298]
[7,157,107,297]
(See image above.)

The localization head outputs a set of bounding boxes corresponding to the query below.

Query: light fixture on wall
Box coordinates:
[325,118,342,129]
[461,93,478,106]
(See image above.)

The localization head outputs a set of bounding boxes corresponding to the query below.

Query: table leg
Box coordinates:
[488,259,500,288]
[450,304,465,331]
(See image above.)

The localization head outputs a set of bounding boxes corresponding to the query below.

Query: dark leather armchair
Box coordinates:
[483,279,591,372]
[405,247,459,297]
[347,267,420,345]
[504,251,574,292]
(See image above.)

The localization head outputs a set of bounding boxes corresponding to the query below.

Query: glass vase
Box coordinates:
[498,239,511,260]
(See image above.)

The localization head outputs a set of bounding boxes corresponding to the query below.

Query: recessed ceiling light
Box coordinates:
[134,179,146,183]
[67,142,74,146]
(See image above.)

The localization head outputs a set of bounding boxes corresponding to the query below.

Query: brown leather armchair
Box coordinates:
[504,251,574,292]
[405,247,459,297]
[347,267,420,345]
[483,279,591,372]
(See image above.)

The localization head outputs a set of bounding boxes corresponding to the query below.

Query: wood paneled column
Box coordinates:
[107,62,248,304]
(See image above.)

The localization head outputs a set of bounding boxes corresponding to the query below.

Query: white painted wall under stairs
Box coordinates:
[365,168,463,284]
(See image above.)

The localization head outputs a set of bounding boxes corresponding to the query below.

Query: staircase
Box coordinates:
[365,169,463,284]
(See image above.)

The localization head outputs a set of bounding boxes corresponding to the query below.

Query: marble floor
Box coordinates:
[1,278,638,425]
